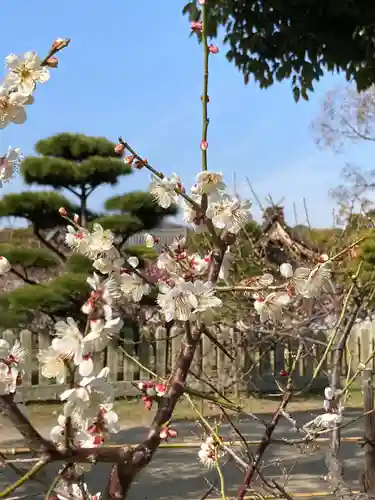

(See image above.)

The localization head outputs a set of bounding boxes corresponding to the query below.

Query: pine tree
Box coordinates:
[0,133,177,329]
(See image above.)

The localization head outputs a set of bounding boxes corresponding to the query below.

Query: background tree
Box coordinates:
[0,133,177,329]
[312,84,375,275]
[183,1,375,99]
[312,85,375,151]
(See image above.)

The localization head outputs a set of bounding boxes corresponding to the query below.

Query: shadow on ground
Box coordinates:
[0,409,367,499]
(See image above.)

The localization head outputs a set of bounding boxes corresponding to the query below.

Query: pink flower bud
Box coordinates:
[58,207,68,217]
[209,44,219,54]
[160,426,177,440]
[73,213,79,223]
[134,158,146,170]
[198,0,207,4]
[124,155,135,165]
[45,56,58,68]
[115,143,125,155]
[142,396,153,410]
[155,383,166,396]
[93,435,104,446]
[52,38,71,50]
[176,182,185,193]
[318,253,329,264]
[200,140,208,151]
[191,21,203,31]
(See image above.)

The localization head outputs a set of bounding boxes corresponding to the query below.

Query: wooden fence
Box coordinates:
[2,319,374,403]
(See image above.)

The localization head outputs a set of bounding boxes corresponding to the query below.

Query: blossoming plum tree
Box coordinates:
[0,3,374,500]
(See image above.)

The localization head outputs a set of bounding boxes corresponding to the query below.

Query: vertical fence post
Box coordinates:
[363,368,375,492]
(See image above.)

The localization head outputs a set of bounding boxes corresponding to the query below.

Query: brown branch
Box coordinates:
[106,323,202,498]
[34,230,66,263]
[326,299,362,499]
[236,388,293,500]
[236,344,303,500]
[104,220,226,498]
[10,268,38,286]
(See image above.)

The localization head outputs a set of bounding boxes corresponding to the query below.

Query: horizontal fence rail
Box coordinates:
[0,319,372,403]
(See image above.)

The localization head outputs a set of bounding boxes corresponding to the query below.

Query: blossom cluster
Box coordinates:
[303,386,343,435]
[64,218,226,324]
[148,170,252,236]
[137,380,166,410]
[0,40,69,184]
[252,254,333,323]
[0,339,26,395]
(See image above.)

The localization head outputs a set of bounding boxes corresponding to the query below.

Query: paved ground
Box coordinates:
[0,408,368,499]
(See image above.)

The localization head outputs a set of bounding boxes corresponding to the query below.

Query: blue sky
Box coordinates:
[0,0,373,228]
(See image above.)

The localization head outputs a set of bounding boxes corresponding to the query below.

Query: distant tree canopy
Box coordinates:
[183,1,375,100]
[0,133,177,329]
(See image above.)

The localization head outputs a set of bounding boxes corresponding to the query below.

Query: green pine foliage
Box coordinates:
[0,245,59,269]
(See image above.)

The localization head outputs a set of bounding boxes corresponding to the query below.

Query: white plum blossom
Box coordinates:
[51,319,93,377]
[0,340,26,395]
[0,256,11,275]
[193,171,226,195]
[206,196,251,234]
[157,278,221,322]
[86,224,115,258]
[157,277,198,322]
[280,262,294,279]
[0,86,29,128]
[65,224,115,260]
[52,317,84,367]
[192,280,222,320]
[253,292,292,323]
[85,272,119,308]
[258,273,275,287]
[61,368,113,418]
[83,312,123,352]
[149,173,181,208]
[303,412,342,434]
[156,251,183,275]
[65,225,90,253]
[4,51,50,95]
[198,436,217,468]
[323,386,342,412]
[120,256,151,302]
[293,262,332,298]
[93,253,124,274]
[38,346,66,384]
[100,402,120,434]
[190,253,211,276]
[50,414,69,446]
[0,147,23,186]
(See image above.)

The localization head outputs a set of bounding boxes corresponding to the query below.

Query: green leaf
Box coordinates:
[293,86,300,103]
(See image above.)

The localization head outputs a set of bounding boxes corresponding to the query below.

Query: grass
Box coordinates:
[20,389,365,430]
